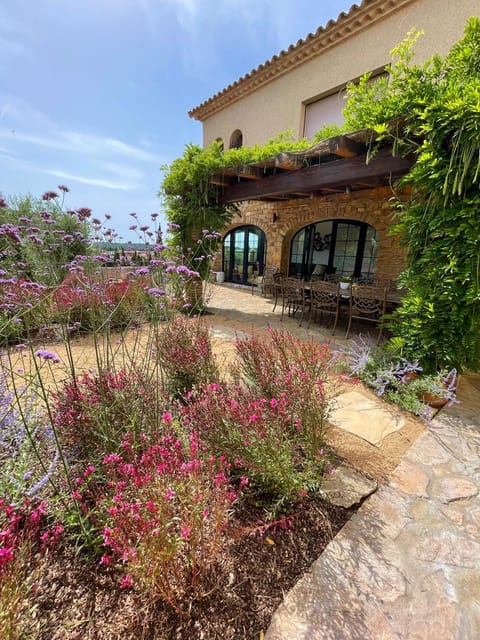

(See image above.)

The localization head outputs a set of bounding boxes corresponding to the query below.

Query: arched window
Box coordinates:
[290,220,377,279]
[222,225,266,285]
[229,129,243,149]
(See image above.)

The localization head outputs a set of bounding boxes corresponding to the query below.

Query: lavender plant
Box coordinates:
[336,335,458,420]
[0,364,58,502]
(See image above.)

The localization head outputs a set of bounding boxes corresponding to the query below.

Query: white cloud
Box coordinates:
[43,169,138,191]
[0,95,163,163]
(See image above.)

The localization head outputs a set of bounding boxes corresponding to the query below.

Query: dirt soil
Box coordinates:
[22,314,425,639]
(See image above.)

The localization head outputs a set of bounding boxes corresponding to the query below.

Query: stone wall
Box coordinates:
[219,186,408,281]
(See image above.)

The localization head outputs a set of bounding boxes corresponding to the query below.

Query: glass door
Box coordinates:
[223,226,266,285]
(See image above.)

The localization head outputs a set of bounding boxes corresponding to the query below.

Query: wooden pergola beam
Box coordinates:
[217,147,414,203]
[328,135,365,158]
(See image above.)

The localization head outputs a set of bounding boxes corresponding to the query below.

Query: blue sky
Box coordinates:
[0,0,354,241]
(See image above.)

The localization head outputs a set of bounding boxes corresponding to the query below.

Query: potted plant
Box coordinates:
[339,275,352,290]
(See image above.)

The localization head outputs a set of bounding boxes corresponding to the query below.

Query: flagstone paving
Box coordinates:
[207,284,480,640]
[265,379,480,640]
[329,390,406,446]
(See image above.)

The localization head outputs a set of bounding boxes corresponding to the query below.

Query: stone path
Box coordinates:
[265,376,480,640]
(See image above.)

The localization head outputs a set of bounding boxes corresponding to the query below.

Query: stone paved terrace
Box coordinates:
[207,283,480,640]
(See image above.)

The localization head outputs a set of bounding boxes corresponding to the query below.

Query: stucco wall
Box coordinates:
[219,187,407,281]
[201,0,479,147]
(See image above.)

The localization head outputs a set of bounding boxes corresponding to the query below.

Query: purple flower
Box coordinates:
[0,197,8,208]
[76,207,92,219]
[58,184,70,193]
[34,349,61,364]
[42,191,59,201]
[147,287,166,297]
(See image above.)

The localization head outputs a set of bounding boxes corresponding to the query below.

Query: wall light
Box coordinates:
[345,185,351,195]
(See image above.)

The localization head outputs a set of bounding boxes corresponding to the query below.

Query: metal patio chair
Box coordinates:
[280,277,306,323]
[306,280,341,334]
[345,285,387,342]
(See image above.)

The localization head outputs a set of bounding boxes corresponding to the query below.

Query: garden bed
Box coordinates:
[35,498,352,640]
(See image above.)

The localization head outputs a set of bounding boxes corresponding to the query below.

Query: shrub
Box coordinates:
[181,382,327,508]
[76,431,237,607]
[235,330,333,459]
[51,273,151,332]
[338,335,458,420]
[156,316,218,398]
[52,367,168,462]
[0,498,63,638]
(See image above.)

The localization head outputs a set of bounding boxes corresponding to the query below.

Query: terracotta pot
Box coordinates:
[421,392,448,409]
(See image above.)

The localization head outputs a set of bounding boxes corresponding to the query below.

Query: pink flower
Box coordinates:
[162,411,173,424]
[99,554,111,565]
[180,526,191,540]
[120,573,134,589]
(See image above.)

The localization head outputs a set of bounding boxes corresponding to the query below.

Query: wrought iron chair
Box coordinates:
[258,266,278,297]
[306,281,341,334]
[345,285,387,343]
[272,271,285,312]
[281,277,306,323]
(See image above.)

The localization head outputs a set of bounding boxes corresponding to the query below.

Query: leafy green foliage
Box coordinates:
[344,18,480,372]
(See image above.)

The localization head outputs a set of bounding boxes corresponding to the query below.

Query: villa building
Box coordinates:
[189,0,479,286]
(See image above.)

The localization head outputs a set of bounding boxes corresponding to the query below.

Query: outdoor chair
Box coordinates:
[272,271,285,312]
[306,280,341,334]
[345,285,387,343]
[280,277,306,323]
[258,266,278,297]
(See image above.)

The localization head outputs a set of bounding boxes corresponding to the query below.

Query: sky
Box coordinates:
[0,0,355,242]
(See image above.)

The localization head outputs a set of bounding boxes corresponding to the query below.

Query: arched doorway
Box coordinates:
[223,226,266,285]
[290,219,377,279]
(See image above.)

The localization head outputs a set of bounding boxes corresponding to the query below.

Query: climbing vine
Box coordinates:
[344,17,480,372]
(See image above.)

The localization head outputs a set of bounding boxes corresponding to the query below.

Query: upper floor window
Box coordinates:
[303,70,388,140]
[303,90,346,140]
[229,129,243,149]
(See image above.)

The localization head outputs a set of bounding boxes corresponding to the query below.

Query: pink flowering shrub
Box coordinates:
[51,273,151,331]
[52,367,168,461]
[181,382,327,504]
[156,316,219,397]
[75,431,237,606]
[235,330,334,460]
[0,497,63,636]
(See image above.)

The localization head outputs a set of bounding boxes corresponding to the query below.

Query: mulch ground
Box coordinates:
[35,498,353,640]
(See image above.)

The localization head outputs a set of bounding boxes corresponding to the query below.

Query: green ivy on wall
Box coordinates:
[344,17,480,372]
